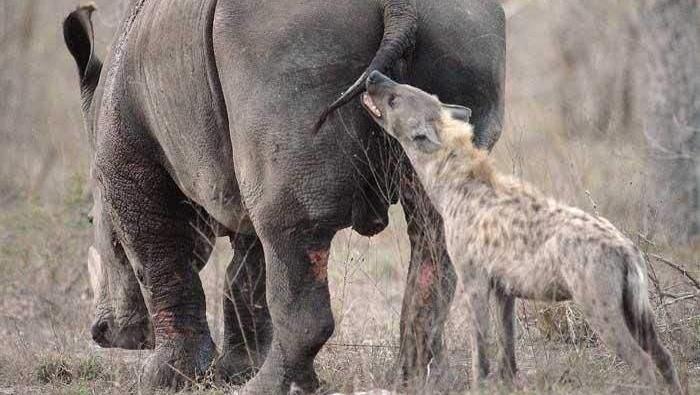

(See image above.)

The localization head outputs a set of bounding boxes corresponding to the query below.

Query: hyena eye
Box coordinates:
[413,134,428,143]
[388,94,398,108]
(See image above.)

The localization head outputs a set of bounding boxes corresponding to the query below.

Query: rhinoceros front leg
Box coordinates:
[217,232,271,383]
[398,166,457,388]
[97,148,217,391]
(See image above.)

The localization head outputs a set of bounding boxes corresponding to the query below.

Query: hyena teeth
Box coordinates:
[362,93,382,118]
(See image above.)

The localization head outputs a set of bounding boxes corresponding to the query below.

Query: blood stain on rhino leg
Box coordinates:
[307,249,330,282]
[417,259,436,303]
[152,310,195,341]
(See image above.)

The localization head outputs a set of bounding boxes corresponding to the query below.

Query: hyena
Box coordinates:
[361,71,683,394]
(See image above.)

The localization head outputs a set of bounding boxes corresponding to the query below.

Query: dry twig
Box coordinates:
[661,293,699,308]
[649,253,700,291]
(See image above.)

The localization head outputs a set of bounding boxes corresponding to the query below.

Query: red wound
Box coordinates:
[152,310,198,340]
[308,249,330,281]
[417,259,436,302]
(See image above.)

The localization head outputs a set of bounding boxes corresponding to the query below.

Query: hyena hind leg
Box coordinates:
[640,327,682,395]
[576,287,657,394]
[626,295,683,394]
[623,252,683,394]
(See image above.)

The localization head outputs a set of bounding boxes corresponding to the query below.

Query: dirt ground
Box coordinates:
[0,201,698,394]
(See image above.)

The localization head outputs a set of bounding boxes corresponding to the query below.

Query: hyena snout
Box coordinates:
[362,71,398,122]
[366,70,394,87]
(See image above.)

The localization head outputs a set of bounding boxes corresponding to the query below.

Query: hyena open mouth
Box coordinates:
[362,92,382,118]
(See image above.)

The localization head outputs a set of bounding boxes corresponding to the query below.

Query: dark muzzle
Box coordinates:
[366,70,395,88]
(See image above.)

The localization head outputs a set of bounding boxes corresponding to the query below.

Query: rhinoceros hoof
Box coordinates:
[239,359,320,395]
[140,334,217,390]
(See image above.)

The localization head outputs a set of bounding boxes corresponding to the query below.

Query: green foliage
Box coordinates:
[75,356,110,382]
[63,171,93,230]
[34,355,110,386]
[64,172,89,210]
[35,356,73,385]
[69,384,93,395]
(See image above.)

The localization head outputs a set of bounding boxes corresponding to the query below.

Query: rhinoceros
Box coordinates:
[64,1,505,393]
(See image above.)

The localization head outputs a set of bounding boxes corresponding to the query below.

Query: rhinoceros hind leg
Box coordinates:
[98,141,217,391]
[216,232,271,383]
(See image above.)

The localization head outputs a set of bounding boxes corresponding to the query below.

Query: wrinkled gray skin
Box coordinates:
[64,1,504,393]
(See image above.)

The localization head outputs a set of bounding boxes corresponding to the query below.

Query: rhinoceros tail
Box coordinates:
[313,0,418,133]
[63,3,102,112]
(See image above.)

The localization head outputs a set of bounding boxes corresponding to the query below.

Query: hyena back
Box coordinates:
[360,71,682,394]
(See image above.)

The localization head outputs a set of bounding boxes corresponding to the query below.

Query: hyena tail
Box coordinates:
[622,249,684,394]
[622,249,655,346]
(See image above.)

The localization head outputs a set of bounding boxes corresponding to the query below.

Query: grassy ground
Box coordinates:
[0,190,697,394]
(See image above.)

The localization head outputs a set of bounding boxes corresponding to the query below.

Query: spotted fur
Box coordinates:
[365,74,683,394]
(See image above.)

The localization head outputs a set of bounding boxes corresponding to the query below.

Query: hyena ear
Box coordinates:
[443,104,472,123]
[410,124,442,148]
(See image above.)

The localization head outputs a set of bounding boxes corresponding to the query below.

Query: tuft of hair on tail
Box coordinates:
[622,250,656,348]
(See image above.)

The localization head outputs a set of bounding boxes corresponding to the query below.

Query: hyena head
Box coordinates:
[362,71,483,177]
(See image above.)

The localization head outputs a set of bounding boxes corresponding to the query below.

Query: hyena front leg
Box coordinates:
[462,267,491,386]
[493,286,517,382]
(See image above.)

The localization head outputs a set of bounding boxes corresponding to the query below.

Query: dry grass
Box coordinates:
[0,193,697,394]
[1,1,699,394]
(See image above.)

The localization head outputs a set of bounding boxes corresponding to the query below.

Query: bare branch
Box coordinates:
[660,292,699,308]
[649,253,700,290]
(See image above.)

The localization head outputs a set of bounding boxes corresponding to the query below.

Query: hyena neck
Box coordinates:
[429,147,494,184]
[409,114,500,214]
[433,115,496,184]
[427,166,497,218]
[414,148,498,218]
